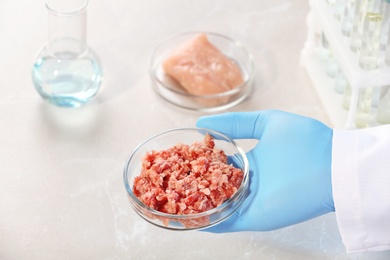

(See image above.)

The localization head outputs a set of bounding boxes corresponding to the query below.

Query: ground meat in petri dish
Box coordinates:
[132,133,244,227]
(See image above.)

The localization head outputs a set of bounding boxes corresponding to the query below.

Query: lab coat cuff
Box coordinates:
[332,129,364,253]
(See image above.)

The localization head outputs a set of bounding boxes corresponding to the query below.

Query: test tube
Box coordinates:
[384,0,390,65]
[334,71,348,94]
[380,0,390,52]
[341,0,356,37]
[342,83,352,110]
[325,51,340,78]
[321,32,330,49]
[359,12,383,70]
[334,0,346,20]
[326,0,336,6]
[355,87,374,127]
[350,0,371,52]
[318,32,331,62]
[376,85,390,123]
[354,1,384,126]
[386,38,390,65]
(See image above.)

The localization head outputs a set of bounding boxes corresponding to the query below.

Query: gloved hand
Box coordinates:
[196,110,334,232]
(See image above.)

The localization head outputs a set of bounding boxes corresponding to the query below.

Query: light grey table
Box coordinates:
[1,0,389,259]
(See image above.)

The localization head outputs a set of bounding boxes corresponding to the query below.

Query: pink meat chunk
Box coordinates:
[162,33,244,95]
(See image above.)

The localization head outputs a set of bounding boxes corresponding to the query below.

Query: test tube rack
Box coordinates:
[301,0,390,129]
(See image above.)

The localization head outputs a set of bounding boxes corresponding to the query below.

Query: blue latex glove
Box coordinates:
[196,110,334,232]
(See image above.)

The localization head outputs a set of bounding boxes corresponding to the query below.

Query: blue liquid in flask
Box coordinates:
[32,46,102,108]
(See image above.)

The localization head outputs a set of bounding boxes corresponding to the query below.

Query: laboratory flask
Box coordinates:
[32,0,102,108]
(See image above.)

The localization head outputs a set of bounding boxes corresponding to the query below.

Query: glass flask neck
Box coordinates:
[46,0,88,57]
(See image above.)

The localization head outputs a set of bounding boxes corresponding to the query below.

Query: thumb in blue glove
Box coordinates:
[196,110,334,232]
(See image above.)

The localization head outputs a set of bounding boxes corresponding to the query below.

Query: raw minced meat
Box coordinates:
[132,133,244,227]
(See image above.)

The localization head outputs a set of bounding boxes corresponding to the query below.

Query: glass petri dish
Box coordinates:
[123,127,249,230]
[149,32,255,112]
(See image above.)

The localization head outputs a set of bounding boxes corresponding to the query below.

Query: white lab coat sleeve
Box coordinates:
[332,125,390,253]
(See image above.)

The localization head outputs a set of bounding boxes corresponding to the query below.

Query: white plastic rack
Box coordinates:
[301,0,390,128]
